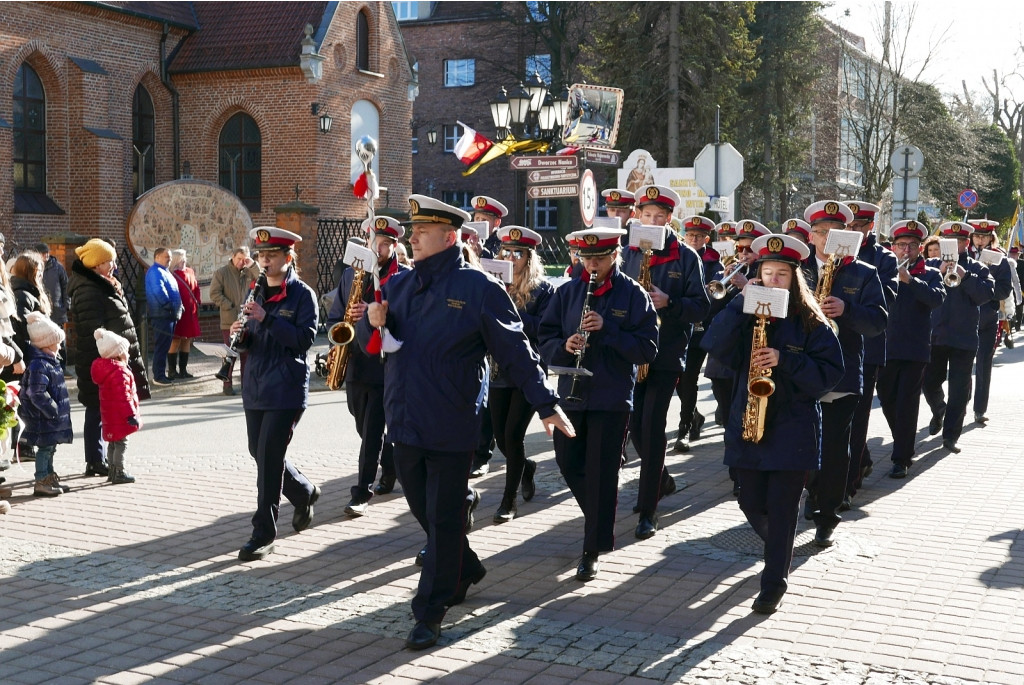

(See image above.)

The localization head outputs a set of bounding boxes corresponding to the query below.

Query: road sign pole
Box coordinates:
[714,105,721,198]
[902,147,910,220]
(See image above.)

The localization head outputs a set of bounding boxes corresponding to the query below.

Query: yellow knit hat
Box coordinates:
[75,239,117,268]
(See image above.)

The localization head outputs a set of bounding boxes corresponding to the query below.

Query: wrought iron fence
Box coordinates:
[315,218,363,325]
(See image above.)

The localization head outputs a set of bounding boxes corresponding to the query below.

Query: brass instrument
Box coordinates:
[942,256,961,288]
[895,256,911,271]
[741,302,776,443]
[215,269,267,381]
[566,271,598,402]
[324,266,368,390]
[637,249,654,383]
[814,255,841,333]
[707,261,746,300]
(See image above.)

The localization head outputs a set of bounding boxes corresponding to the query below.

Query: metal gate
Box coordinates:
[316,217,363,323]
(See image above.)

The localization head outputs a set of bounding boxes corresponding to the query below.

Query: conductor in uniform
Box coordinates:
[360,195,573,650]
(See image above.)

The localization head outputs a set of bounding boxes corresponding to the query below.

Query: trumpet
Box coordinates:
[215,269,267,381]
[707,261,747,299]
[895,256,911,271]
[942,257,961,288]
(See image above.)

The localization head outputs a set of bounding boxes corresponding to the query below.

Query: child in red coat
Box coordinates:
[91,328,142,484]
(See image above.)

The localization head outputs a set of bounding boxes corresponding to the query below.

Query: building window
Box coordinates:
[356,11,370,71]
[442,190,472,211]
[838,117,863,188]
[443,123,462,153]
[13,63,46,193]
[411,133,419,154]
[444,59,475,87]
[219,112,261,212]
[392,1,418,20]
[526,54,551,84]
[533,199,558,230]
[132,85,155,199]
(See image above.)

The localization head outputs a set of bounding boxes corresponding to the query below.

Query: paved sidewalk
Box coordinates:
[2,334,1024,684]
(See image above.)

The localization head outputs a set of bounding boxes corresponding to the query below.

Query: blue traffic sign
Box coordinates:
[958,189,978,210]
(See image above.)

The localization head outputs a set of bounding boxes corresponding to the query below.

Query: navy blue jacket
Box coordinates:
[701,295,844,471]
[858,236,898,366]
[884,258,946,363]
[622,230,709,371]
[804,256,887,394]
[927,254,994,352]
[20,346,74,447]
[703,261,754,381]
[326,256,410,386]
[358,245,557,452]
[976,253,1014,330]
[235,267,319,410]
[492,279,555,389]
[144,263,182,321]
[539,266,658,412]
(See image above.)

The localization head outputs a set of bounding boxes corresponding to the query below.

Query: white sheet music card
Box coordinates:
[629,224,666,251]
[343,240,377,271]
[479,258,514,283]
[462,220,489,238]
[980,248,1004,266]
[939,238,959,261]
[592,216,621,230]
[823,229,862,257]
[742,284,790,319]
[713,240,736,257]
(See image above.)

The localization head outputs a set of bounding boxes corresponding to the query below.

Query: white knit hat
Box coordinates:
[26,311,65,349]
[94,328,129,359]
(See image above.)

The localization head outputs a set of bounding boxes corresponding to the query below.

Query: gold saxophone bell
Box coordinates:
[329,321,355,346]
[324,267,368,390]
[748,375,775,398]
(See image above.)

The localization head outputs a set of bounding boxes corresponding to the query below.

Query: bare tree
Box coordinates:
[982,63,1024,200]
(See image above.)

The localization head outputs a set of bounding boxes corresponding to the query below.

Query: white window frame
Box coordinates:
[444,59,476,88]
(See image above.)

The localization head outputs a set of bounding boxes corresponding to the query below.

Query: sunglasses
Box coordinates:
[499,249,526,260]
[735,246,753,254]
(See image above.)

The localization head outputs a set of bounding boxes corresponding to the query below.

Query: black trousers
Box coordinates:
[735,468,807,595]
[923,344,975,442]
[808,395,859,531]
[345,381,394,503]
[877,359,927,467]
[393,443,484,624]
[974,324,998,416]
[676,331,707,431]
[245,408,314,544]
[489,386,536,499]
[846,363,880,497]
[629,369,679,514]
[554,410,629,554]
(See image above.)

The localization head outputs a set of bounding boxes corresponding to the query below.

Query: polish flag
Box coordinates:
[454,122,494,165]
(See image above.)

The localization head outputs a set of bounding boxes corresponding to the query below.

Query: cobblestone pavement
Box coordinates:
[2,335,1024,683]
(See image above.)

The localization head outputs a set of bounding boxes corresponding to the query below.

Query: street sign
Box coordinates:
[510,155,579,170]
[892,203,919,220]
[709,196,730,214]
[579,169,597,226]
[893,177,920,203]
[582,148,620,166]
[527,183,578,200]
[694,142,744,197]
[890,145,924,177]
[958,189,978,210]
[527,168,580,184]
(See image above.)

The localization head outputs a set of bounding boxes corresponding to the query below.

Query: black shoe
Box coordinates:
[1006,336,1015,349]
[689,411,705,442]
[151,377,173,387]
[803,493,816,521]
[635,513,658,540]
[521,459,537,501]
[465,487,480,533]
[85,462,109,477]
[414,546,426,567]
[660,471,677,499]
[942,439,961,454]
[446,566,487,607]
[406,621,441,650]
[344,498,368,517]
[178,371,196,379]
[928,411,944,436]
[493,494,517,524]
[975,413,988,424]
[374,474,396,495]
[166,370,178,381]
[293,485,321,531]
[109,470,136,485]
[813,526,834,548]
[238,538,275,561]
[673,437,690,452]
[889,464,909,479]
[469,461,489,478]
[751,588,785,615]
[576,551,599,581]
[838,497,852,512]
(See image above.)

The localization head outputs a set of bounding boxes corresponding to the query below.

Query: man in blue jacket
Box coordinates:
[144,247,182,385]
[361,195,574,651]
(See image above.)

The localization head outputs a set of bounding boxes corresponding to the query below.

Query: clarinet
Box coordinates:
[566,270,598,402]
[215,270,266,381]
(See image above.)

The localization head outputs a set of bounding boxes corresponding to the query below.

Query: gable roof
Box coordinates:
[169,1,333,74]
[91,2,200,30]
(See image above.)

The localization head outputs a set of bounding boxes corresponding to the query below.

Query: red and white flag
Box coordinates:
[454,122,494,165]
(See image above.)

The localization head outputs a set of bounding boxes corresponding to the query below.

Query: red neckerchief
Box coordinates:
[701,246,721,263]
[909,256,926,276]
[265,277,288,303]
[649,241,680,267]
[379,257,400,287]
[838,255,855,269]
[581,269,614,296]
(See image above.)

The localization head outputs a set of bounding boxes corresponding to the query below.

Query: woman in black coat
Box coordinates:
[68,239,150,476]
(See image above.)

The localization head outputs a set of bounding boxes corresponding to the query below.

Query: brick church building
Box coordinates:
[0,1,413,268]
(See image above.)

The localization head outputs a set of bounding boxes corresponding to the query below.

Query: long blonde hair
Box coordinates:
[758,260,828,333]
[507,248,545,310]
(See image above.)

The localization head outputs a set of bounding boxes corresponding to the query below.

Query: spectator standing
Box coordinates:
[168,249,201,380]
[145,247,182,385]
[36,243,69,375]
[91,328,141,484]
[210,247,260,395]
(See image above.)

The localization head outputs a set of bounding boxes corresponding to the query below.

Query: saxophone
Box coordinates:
[637,247,654,383]
[815,254,841,333]
[741,302,776,443]
[324,267,367,390]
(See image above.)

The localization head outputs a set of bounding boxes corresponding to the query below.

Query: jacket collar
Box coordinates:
[71,259,117,295]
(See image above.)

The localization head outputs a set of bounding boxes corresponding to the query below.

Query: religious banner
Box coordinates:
[617,149,735,222]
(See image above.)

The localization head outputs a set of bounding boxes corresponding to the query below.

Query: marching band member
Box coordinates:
[801,201,887,548]
[232,227,321,562]
[539,226,658,579]
[922,221,994,453]
[360,195,573,650]
[875,220,945,478]
[470,195,508,259]
[327,217,410,517]
[845,202,898,507]
[783,218,812,247]
[489,226,554,523]
[701,233,843,614]
[967,219,1014,424]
